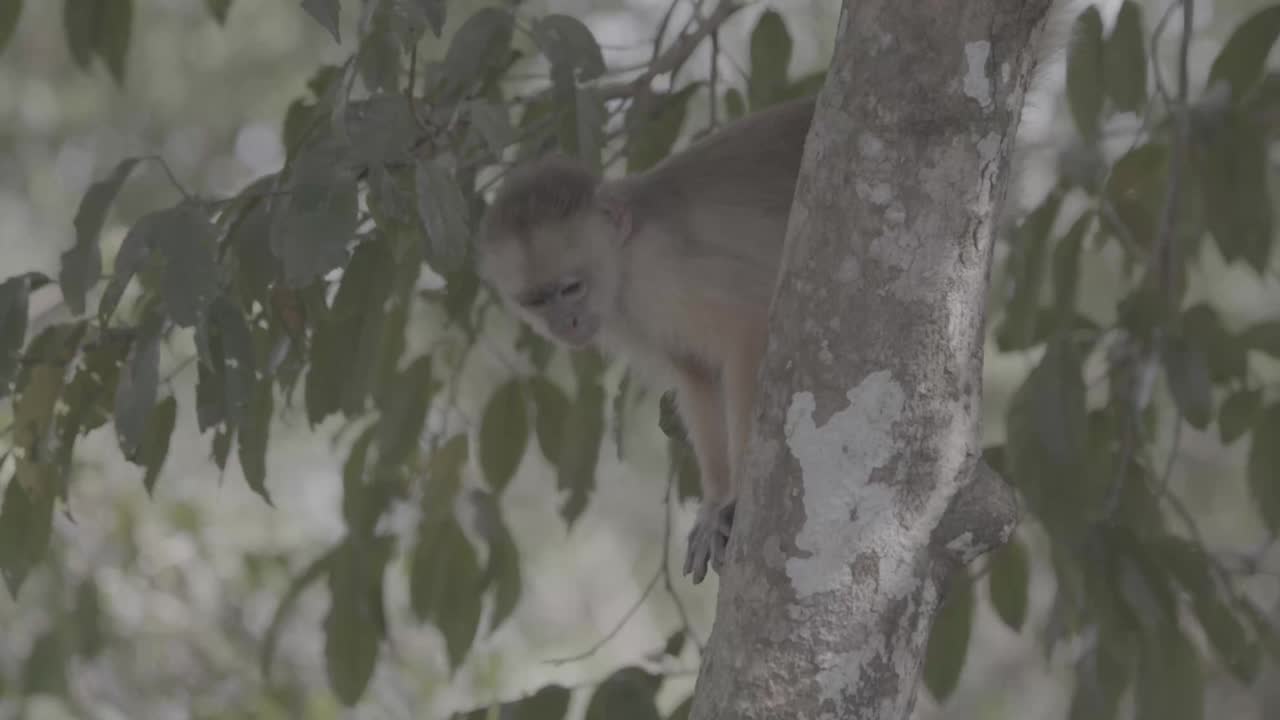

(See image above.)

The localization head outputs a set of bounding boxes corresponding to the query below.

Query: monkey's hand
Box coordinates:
[683,499,736,584]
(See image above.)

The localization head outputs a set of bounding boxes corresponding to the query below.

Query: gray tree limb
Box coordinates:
[689,1,1057,717]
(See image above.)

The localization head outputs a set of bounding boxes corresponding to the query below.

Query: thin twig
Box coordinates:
[145,155,192,201]
[593,0,743,100]
[545,564,663,665]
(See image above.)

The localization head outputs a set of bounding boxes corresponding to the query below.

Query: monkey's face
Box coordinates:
[479,211,625,348]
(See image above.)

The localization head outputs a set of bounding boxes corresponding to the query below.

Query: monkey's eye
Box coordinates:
[560,280,584,299]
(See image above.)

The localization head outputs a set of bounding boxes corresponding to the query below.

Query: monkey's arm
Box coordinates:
[673,365,733,584]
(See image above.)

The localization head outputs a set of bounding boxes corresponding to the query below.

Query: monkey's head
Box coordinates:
[477,156,632,348]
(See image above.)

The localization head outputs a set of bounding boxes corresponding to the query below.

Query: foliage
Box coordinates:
[1,0,1279,717]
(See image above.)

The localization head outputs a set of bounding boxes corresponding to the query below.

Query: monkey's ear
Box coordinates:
[597,193,633,244]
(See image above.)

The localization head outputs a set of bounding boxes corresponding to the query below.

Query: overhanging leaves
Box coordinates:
[627,86,699,173]
[62,157,139,314]
[748,10,792,110]
[301,0,341,43]
[532,15,606,82]
[0,472,55,597]
[1104,2,1146,113]
[924,577,974,702]
[270,143,359,287]
[63,0,132,84]
[1066,6,1104,141]
[324,535,393,705]
[1248,403,1280,533]
[113,323,160,461]
[478,380,528,495]
[1208,5,1280,102]
[584,667,662,720]
[139,395,177,494]
[0,0,21,53]
[415,159,471,274]
[409,514,482,670]
[441,7,513,95]
[988,539,1030,631]
[0,275,31,398]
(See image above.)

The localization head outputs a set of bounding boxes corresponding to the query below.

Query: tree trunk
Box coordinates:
[689,1,1056,718]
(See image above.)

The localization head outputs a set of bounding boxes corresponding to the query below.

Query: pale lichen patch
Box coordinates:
[783,371,907,598]
[963,41,993,108]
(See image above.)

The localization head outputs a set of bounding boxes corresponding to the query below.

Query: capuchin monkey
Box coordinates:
[477,96,813,584]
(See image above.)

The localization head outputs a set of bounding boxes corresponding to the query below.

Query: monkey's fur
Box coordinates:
[477,96,814,583]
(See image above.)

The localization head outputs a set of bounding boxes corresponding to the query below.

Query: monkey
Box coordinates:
[475,95,814,583]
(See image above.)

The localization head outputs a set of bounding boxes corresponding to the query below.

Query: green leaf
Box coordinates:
[923,577,974,702]
[270,143,359,288]
[358,9,401,93]
[423,434,468,508]
[557,373,604,526]
[64,0,132,84]
[199,298,255,431]
[441,7,513,94]
[529,377,570,465]
[1243,321,1280,359]
[0,473,55,596]
[724,88,745,120]
[1183,303,1246,383]
[1006,338,1089,534]
[1065,6,1104,141]
[1219,389,1260,444]
[466,100,514,157]
[584,667,662,720]
[747,10,792,110]
[139,395,176,494]
[1051,212,1091,317]
[0,0,21,53]
[627,86,698,173]
[472,491,522,632]
[1104,2,1146,112]
[98,210,159,324]
[325,536,392,705]
[1247,403,1280,533]
[206,0,232,24]
[995,189,1061,351]
[113,327,159,461]
[1135,627,1203,720]
[1103,142,1168,251]
[405,0,445,38]
[345,96,417,165]
[301,0,341,42]
[668,697,692,720]
[376,355,435,470]
[305,239,396,424]
[532,14,606,82]
[155,205,220,327]
[1162,336,1213,430]
[22,629,68,697]
[1208,5,1280,102]
[415,158,471,274]
[987,539,1030,631]
[1191,595,1259,683]
[501,685,571,719]
[0,275,31,397]
[62,157,139,314]
[409,515,482,670]
[1195,113,1272,272]
[478,380,528,494]
[238,376,274,503]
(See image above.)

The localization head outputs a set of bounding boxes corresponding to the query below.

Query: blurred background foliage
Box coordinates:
[0,0,1279,718]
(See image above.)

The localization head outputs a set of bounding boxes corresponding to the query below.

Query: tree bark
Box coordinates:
[689,1,1056,718]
